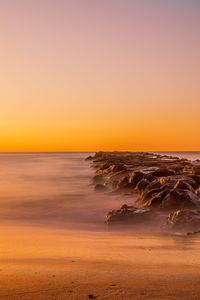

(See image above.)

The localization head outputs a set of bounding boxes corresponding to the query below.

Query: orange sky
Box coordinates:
[0,0,200,151]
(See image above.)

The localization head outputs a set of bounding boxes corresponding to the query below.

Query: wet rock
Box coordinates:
[151,168,175,177]
[85,155,93,161]
[88,151,200,228]
[136,178,150,192]
[139,176,198,208]
[193,166,200,175]
[143,188,170,208]
[93,174,104,184]
[108,164,126,173]
[168,209,200,228]
[140,179,164,203]
[173,179,194,192]
[116,176,132,190]
[94,184,108,192]
[189,175,200,186]
[129,171,144,187]
[161,189,200,210]
[105,204,152,224]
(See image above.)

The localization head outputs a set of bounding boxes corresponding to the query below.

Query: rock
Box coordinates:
[139,176,198,208]
[105,205,152,224]
[94,184,107,192]
[143,188,170,207]
[168,209,200,228]
[129,171,144,187]
[151,168,175,177]
[189,175,200,186]
[85,155,93,161]
[140,179,165,203]
[165,175,198,190]
[88,151,200,228]
[193,166,200,175]
[108,164,126,173]
[161,189,200,210]
[92,174,104,184]
[173,179,194,192]
[116,176,132,190]
[88,295,97,299]
[136,178,150,192]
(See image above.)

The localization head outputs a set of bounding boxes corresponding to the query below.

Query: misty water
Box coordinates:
[0,152,199,231]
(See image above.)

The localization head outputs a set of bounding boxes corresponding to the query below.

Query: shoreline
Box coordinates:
[0,152,200,299]
[1,223,200,299]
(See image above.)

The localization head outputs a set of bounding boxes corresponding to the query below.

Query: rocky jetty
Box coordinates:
[86,151,200,231]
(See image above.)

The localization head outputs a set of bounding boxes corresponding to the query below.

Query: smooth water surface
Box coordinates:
[0,151,199,230]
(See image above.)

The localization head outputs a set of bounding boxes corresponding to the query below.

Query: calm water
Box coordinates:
[0,152,199,230]
[0,152,133,230]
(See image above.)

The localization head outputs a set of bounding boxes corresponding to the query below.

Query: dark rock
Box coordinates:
[136,178,150,192]
[144,174,155,182]
[89,151,200,228]
[93,174,104,184]
[168,209,200,228]
[129,171,144,187]
[143,188,170,207]
[88,295,97,299]
[161,189,200,210]
[105,205,152,224]
[151,168,175,177]
[116,176,132,190]
[108,164,126,173]
[85,155,93,161]
[189,175,200,186]
[173,179,194,192]
[140,179,164,203]
[94,184,107,192]
[165,175,198,190]
[193,166,200,175]
[139,176,198,208]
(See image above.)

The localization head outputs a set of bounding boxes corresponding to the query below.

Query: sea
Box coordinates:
[0,152,199,231]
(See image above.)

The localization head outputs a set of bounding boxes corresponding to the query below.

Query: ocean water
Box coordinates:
[0,152,134,230]
[154,151,200,161]
[0,152,199,231]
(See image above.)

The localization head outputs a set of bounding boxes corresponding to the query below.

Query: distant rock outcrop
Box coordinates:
[86,151,200,231]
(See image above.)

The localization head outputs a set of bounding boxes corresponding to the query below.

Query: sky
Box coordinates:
[0,0,200,151]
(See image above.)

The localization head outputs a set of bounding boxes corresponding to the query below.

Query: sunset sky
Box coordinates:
[0,0,200,151]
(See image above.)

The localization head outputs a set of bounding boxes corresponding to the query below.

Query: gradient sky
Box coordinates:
[0,0,200,151]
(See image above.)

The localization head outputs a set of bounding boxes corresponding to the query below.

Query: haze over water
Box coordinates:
[0,152,199,231]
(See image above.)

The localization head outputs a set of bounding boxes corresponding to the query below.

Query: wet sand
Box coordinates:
[0,152,200,299]
[1,223,200,299]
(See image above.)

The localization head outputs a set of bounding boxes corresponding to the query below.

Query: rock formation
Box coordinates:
[86,151,200,230]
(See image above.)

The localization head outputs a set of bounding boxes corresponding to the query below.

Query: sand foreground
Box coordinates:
[0,223,200,299]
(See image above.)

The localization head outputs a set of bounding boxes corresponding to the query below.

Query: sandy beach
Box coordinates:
[1,223,200,299]
[0,152,200,299]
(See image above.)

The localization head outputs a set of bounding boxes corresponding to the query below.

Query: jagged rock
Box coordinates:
[168,209,200,228]
[136,178,150,192]
[161,189,200,210]
[129,171,144,187]
[116,176,132,190]
[88,151,200,228]
[151,168,175,177]
[139,176,197,208]
[108,164,126,173]
[105,205,152,224]
[143,188,170,207]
